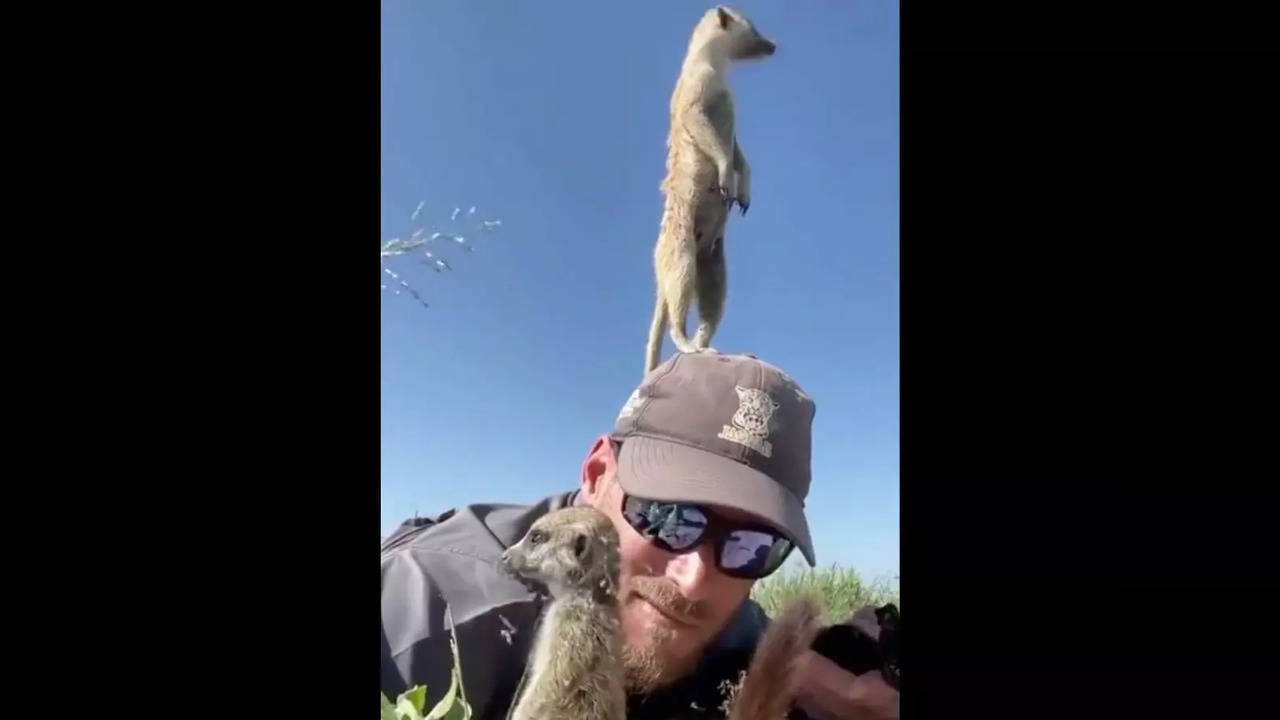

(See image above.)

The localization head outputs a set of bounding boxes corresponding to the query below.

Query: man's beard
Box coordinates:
[620,576,710,695]
[621,626,673,694]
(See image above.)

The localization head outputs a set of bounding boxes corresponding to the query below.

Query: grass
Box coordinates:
[751,562,900,623]
[382,609,473,719]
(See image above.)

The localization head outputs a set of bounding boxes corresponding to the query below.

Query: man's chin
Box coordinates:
[620,598,700,694]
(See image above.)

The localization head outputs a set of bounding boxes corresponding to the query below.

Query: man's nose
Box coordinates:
[664,542,715,596]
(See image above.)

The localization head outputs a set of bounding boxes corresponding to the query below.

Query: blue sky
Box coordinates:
[381,1,899,580]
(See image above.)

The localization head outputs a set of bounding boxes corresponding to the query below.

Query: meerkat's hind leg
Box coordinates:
[645,294,668,375]
[661,248,703,356]
[692,237,726,354]
[666,290,702,355]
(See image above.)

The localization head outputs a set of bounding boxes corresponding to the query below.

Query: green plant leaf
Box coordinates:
[381,692,400,720]
[395,685,428,720]
[402,685,428,711]
[437,698,469,720]
[396,698,424,720]
[424,665,459,719]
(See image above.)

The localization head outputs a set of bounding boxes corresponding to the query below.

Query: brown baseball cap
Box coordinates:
[611,352,817,566]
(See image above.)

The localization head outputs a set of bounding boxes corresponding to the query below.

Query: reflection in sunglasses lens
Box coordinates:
[654,504,706,549]
[722,529,779,573]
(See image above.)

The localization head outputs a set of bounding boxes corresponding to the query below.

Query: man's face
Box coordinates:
[578,442,760,693]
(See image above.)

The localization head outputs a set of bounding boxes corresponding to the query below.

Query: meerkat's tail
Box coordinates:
[728,597,823,720]
[645,292,667,375]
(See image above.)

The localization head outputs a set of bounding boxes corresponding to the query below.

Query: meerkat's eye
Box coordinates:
[573,533,588,558]
[529,529,547,545]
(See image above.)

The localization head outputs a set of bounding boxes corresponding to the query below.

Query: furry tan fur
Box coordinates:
[645,5,776,376]
[726,596,823,720]
[501,507,626,720]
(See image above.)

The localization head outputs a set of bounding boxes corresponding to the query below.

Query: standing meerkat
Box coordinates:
[500,506,626,720]
[645,5,776,376]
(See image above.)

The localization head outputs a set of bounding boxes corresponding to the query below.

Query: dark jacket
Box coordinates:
[380,490,773,720]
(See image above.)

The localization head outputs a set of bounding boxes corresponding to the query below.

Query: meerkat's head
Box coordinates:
[690,5,776,63]
[500,506,621,600]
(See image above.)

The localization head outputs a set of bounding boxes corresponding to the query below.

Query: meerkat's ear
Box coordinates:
[717,7,732,30]
[574,533,589,559]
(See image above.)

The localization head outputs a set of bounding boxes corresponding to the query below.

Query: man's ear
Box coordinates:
[579,433,618,505]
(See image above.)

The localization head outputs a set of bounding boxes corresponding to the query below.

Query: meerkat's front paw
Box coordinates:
[733,165,751,215]
[698,346,720,354]
[735,183,750,214]
[714,166,737,207]
[712,182,735,208]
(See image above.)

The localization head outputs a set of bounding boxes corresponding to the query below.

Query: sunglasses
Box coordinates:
[620,494,794,579]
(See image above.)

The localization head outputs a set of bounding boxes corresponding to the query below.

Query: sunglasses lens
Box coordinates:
[623,497,708,551]
[721,529,793,577]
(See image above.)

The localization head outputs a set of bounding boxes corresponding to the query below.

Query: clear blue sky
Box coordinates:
[381,1,899,580]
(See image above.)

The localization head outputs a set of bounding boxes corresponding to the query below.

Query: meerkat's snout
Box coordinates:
[498,547,518,575]
[742,27,775,59]
[499,545,530,577]
[707,6,776,62]
[502,523,559,585]
[500,544,549,594]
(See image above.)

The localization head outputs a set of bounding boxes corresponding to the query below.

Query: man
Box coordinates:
[381,352,899,719]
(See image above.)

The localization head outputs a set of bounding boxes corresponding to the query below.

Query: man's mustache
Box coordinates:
[629,576,706,625]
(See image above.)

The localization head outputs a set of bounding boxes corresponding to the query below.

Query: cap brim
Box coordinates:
[617,435,815,567]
